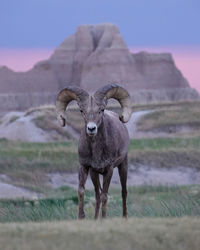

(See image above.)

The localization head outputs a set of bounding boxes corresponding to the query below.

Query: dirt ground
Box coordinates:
[47,165,200,190]
[1,164,200,199]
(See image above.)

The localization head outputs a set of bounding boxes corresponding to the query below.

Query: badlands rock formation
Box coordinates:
[0,24,199,111]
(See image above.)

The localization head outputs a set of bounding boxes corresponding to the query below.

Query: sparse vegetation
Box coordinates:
[129,149,200,169]
[0,102,200,249]
[24,104,56,117]
[0,185,200,223]
[137,101,200,134]
[1,102,200,245]
[0,139,79,191]
[23,103,122,134]
[129,137,200,168]
[5,101,200,140]
[33,115,74,140]
[8,115,19,124]
[1,137,200,191]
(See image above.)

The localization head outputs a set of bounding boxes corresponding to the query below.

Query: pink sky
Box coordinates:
[0,48,53,72]
[0,47,200,93]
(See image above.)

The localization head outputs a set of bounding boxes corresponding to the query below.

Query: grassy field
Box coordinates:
[0,185,200,222]
[0,217,200,250]
[1,102,200,249]
[0,139,78,191]
[129,137,200,169]
[0,137,200,192]
[137,101,200,134]
[0,137,200,223]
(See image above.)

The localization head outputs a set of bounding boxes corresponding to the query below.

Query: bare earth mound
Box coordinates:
[0,106,79,142]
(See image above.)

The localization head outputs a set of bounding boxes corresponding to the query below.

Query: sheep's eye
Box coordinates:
[80,110,83,113]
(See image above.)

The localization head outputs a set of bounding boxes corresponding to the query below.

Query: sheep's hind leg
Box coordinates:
[101,166,113,218]
[118,156,128,218]
[78,165,89,219]
[90,168,101,219]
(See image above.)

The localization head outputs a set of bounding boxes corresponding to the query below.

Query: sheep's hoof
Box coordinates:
[78,213,85,219]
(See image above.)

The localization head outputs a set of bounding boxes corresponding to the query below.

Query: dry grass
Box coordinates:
[33,115,74,140]
[0,217,200,250]
[0,140,79,192]
[25,103,122,134]
[24,104,56,117]
[1,137,200,192]
[8,115,19,124]
[137,101,200,133]
[128,149,200,169]
[128,137,200,169]
[23,101,200,138]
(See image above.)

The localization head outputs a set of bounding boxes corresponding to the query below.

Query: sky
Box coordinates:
[0,0,200,91]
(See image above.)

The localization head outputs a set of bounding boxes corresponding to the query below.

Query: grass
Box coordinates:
[0,139,79,191]
[129,137,200,150]
[128,137,200,168]
[129,149,200,169]
[0,217,200,250]
[137,101,200,133]
[33,115,74,140]
[25,104,85,134]
[1,102,200,249]
[10,101,200,138]
[1,137,200,191]
[0,139,78,170]
[8,115,19,124]
[0,185,200,223]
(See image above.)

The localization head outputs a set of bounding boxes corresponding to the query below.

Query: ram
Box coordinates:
[56,84,132,219]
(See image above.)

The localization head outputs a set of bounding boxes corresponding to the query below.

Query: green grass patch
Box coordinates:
[129,137,200,150]
[0,185,200,223]
[128,137,200,168]
[0,139,78,170]
[0,139,79,191]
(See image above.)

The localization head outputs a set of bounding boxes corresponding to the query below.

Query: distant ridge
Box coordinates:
[0,23,199,111]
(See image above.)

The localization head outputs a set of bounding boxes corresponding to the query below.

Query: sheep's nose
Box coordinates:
[88,126,96,132]
[87,122,97,135]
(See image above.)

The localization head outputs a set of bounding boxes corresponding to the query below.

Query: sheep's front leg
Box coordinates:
[90,168,101,219]
[78,165,89,219]
[101,166,113,218]
[118,156,128,218]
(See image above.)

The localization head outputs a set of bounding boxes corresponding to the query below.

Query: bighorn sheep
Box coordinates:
[56,84,132,219]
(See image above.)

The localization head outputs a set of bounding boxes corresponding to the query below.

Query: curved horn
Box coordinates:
[94,84,132,123]
[56,86,89,127]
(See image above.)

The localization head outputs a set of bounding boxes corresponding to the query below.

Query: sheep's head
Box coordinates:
[56,84,132,137]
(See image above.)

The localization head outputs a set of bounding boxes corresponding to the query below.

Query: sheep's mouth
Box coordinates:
[87,132,97,137]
